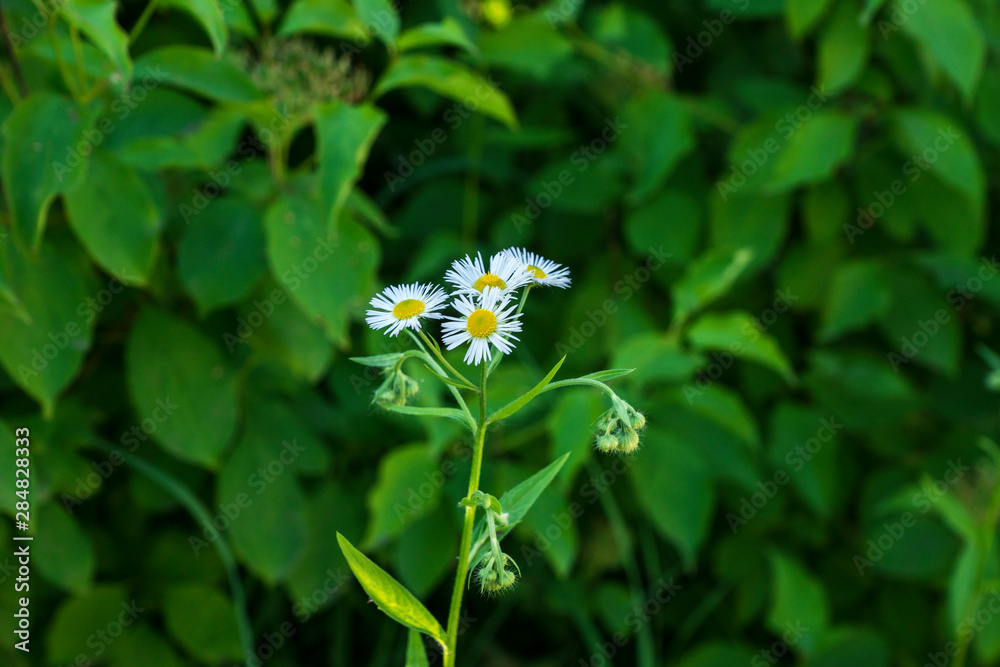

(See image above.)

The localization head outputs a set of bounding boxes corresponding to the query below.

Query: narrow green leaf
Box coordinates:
[488,356,565,423]
[817,0,869,93]
[278,0,367,40]
[897,0,984,101]
[573,368,635,382]
[336,533,447,648]
[135,46,262,103]
[422,364,476,390]
[406,629,430,667]
[60,0,132,77]
[355,0,399,44]
[382,403,471,427]
[687,311,795,382]
[160,0,228,54]
[473,452,570,551]
[397,17,477,55]
[373,55,518,129]
[350,352,410,367]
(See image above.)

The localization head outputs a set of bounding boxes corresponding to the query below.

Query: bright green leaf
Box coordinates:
[373,55,517,129]
[337,532,447,648]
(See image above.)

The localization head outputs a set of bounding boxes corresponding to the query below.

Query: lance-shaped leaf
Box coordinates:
[571,368,635,383]
[381,404,473,429]
[60,0,132,78]
[373,55,517,129]
[337,533,447,649]
[406,629,430,666]
[468,453,570,564]
[488,356,565,423]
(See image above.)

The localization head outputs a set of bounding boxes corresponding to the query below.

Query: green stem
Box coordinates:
[90,439,255,662]
[69,24,87,93]
[128,0,160,45]
[406,330,476,430]
[445,364,488,667]
[418,330,477,390]
[586,459,655,667]
[46,20,79,99]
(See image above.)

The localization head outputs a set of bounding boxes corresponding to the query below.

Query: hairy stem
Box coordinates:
[445,363,488,666]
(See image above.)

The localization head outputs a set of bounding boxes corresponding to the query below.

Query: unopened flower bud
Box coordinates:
[477,552,519,595]
[619,428,640,454]
[596,434,618,452]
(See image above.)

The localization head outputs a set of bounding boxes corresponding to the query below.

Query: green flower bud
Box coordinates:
[630,410,646,430]
[596,434,619,452]
[476,552,519,596]
[619,427,640,454]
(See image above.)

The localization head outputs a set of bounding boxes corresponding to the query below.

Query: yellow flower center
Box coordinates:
[527,264,547,279]
[466,309,498,338]
[473,273,507,292]
[392,299,425,319]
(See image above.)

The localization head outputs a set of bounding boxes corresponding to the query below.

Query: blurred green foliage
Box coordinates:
[0,0,999,665]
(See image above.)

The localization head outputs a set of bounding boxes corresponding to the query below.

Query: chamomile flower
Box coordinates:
[504,248,571,288]
[366,283,448,336]
[442,287,522,365]
[445,251,533,299]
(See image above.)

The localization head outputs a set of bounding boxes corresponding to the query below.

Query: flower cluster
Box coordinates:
[465,492,520,596]
[365,248,570,366]
[595,394,646,455]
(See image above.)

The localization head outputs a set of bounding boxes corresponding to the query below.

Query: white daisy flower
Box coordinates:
[444,251,533,298]
[442,287,523,365]
[366,283,448,336]
[504,248,571,288]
